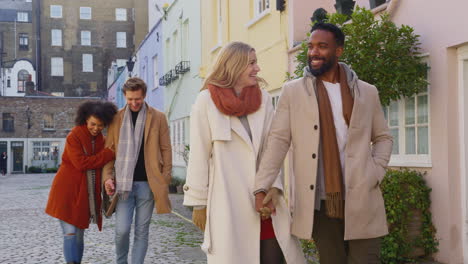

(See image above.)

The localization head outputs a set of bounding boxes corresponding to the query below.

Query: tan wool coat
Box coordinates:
[255,63,393,240]
[102,103,172,214]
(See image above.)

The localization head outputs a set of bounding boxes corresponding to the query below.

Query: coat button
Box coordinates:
[314,125,318,130]
[312,153,316,159]
[183,185,189,192]
[310,185,314,190]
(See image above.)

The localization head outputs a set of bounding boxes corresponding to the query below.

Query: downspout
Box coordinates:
[35,0,41,91]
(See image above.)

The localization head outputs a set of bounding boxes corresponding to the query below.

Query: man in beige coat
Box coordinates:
[102,77,172,264]
[255,23,393,263]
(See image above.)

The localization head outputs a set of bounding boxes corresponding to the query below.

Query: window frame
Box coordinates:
[79,7,92,20]
[50,5,62,18]
[19,33,28,50]
[115,8,127,21]
[81,30,91,46]
[51,29,62,46]
[43,113,55,130]
[17,70,29,93]
[51,57,64,76]
[17,12,28,22]
[82,54,93,72]
[116,32,127,48]
[386,59,431,167]
[254,0,270,17]
[2,113,14,132]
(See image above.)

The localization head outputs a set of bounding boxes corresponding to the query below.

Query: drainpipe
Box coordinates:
[35,0,41,90]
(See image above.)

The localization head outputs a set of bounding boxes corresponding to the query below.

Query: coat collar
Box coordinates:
[229,98,266,157]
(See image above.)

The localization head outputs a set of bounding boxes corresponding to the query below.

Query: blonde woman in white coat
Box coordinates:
[183,42,306,264]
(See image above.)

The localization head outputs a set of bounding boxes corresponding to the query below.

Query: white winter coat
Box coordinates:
[183,89,306,264]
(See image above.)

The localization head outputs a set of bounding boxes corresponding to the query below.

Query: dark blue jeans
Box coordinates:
[59,220,84,263]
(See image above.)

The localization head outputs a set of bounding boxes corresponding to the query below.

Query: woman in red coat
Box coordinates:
[45,101,117,264]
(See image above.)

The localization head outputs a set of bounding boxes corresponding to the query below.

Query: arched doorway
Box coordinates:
[17,70,30,93]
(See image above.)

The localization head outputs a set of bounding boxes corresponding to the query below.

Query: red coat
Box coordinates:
[45,125,114,231]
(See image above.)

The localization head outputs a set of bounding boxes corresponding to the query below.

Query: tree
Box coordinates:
[289,7,428,106]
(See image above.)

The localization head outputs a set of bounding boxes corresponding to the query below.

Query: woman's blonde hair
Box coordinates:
[201,41,266,90]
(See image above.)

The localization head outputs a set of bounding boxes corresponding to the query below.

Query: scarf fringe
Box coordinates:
[325,192,344,219]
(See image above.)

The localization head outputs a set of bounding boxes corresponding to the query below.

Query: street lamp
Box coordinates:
[126,56,135,77]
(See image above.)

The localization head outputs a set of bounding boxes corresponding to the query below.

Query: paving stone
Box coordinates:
[0,174,206,264]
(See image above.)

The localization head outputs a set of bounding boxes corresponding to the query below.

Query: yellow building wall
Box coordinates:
[201,0,289,93]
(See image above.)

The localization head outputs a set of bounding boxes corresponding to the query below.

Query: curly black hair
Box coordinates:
[311,22,345,47]
[74,101,118,127]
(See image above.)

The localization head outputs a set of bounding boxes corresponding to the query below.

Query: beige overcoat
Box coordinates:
[255,63,393,240]
[102,104,172,214]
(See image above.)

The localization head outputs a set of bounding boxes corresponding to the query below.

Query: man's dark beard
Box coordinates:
[308,56,336,77]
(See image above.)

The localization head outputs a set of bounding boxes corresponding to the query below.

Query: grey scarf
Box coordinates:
[115,103,147,199]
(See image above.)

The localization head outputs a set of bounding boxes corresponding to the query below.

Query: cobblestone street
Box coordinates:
[0,173,206,264]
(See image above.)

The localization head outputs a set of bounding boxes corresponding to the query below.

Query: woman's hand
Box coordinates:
[104,179,115,196]
[192,208,207,231]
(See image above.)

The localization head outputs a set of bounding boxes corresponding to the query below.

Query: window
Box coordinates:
[384,63,430,166]
[19,33,28,50]
[43,113,55,130]
[370,0,387,9]
[51,57,63,76]
[50,5,62,18]
[2,113,14,132]
[116,59,127,67]
[170,118,187,165]
[255,0,270,16]
[80,7,92,20]
[116,32,126,48]
[81,31,91,46]
[17,70,29,93]
[115,8,127,21]
[51,29,62,46]
[82,54,93,72]
[153,55,159,89]
[7,77,10,88]
[33,141,60,160]
[17,12,28,22]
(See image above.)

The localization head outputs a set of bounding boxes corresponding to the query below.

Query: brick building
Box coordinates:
[0,96,99,173]
[39,0,147,97]
[0,0,38,97]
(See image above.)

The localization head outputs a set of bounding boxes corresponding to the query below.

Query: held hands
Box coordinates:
[104,179,115,196]
[255,188,280,220]
[192,208,207,231]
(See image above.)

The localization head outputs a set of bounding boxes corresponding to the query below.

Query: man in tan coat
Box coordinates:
[255,23,393,263]
[102,77,172,264]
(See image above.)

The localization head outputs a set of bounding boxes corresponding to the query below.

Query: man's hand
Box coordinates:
[104,179,115,196]
[255,191,275,220]
[192,208,207,231]
[263,187,280,215]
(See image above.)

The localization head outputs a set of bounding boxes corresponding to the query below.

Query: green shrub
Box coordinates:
[28,166,42,173]
[288,7,428,106]
[380,169,438,263]
[45,167,58,173]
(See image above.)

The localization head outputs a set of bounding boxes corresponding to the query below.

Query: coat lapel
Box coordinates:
[230,116,254,151]
[348,84,362,129]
